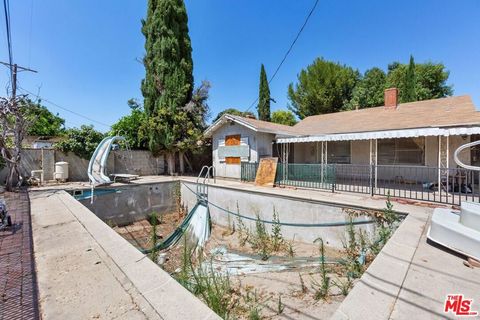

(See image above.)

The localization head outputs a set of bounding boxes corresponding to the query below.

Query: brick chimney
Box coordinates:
[384,88,398,109]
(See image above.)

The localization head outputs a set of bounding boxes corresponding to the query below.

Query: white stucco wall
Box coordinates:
[211,123,275,179]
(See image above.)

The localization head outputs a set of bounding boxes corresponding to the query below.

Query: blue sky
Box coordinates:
[2,0,479,132]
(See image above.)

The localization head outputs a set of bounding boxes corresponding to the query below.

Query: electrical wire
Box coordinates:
[244,0,319,113]
[3,0,13,85]
[27,0,34,68]
[19,86,112,128]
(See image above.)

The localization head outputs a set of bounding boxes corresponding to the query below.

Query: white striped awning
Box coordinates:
[276,126,480,144]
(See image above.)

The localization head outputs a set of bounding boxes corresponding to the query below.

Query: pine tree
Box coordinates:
[257,64,271,121]
[140,0,194,174]
[403,55,416,103]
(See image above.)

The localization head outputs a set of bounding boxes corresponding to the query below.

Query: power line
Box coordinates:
[19,86,112,128]
[244,0,319,113]
[3,0,13,85]
[27,0,34,68]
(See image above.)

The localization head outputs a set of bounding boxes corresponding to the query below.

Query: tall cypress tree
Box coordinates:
[257,64,271,121]
[141,0,194,174]
[403,55,416,103]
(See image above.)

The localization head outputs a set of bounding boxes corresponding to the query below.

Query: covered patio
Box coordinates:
[248,126,480,205]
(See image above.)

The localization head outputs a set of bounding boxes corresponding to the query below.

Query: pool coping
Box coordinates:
[30,189,221,320]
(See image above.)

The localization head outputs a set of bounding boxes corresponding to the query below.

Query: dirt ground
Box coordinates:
[205,225,348,319]
[113,216,350,319]
[112,211,183,250]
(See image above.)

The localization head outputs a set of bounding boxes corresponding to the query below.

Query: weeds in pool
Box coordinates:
[312,237,331,300]
[245,289,263,320]
[346,217,358,254]
[175,236,236,319]
[149,212,159,261]
[287,235,296,258]
[332,275,353,296]
[176,236,192,287]
[249,213,272,260]
[330,194,402,299]
[223,209,235,237]
[357,229,368,254]
[248,306,261,320]
[383,192,398,226]
[372,193,400,253]
[190,262,234,319]
[236,202,249,247]
[173,181,186,219]
[340,218,364,279]
[271,207,284,252]
[235,206,289,259]
[299,273,308,294]
[277,294,285,315]
[343,193,401,260]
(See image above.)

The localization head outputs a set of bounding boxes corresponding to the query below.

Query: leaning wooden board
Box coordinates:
[255,157,278,187]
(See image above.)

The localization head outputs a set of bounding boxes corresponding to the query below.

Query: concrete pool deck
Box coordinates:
[29,189,221,320]
[29,176,480,319]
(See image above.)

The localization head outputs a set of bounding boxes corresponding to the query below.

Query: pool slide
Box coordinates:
[88,136,126,186]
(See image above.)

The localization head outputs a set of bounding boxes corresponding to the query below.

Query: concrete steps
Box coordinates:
[427,202,480,260]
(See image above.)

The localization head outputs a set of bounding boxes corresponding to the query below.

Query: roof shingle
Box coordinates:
[293,95,480,135]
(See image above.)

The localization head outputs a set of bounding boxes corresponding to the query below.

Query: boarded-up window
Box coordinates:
[225,135,241,164]
[378,137,425,165]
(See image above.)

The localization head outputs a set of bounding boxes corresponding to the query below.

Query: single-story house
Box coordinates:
[205,89,480,189]
[204,114,298,178]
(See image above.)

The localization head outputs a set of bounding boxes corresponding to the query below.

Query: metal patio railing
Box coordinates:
[240,162,480,205]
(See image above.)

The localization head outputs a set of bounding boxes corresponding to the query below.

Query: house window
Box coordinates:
[378,137,425,165]
[327,141,351,164]
[471,135,480,167]
[225,134,241,165]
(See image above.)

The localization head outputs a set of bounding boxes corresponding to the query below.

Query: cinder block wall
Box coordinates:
[0,149,164,183]
[114,150,164,176]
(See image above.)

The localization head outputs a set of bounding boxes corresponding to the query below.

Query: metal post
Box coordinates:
[438,135,449,201]
[369,139,378,196]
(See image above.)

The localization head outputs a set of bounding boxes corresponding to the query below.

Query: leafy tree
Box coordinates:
[271,110,297,126]
[141,0,196,174]
[55,125,105,159]
[110,99,147,149]
[345,67,386,110]
[288,57,360,119]
[404,55,416,102]
[414,62,453,100]
[386,59,452,103]
[213,108,256,122]
[25,100,65,136]
[257,64,271,121]
[175,80,211,172]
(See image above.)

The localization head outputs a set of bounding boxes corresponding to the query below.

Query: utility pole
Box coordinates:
[0,61,38,100]
[0,62,37,190]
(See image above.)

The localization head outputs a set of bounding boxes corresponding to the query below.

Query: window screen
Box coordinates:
[327,141,351,164]
[378,137,425,165]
